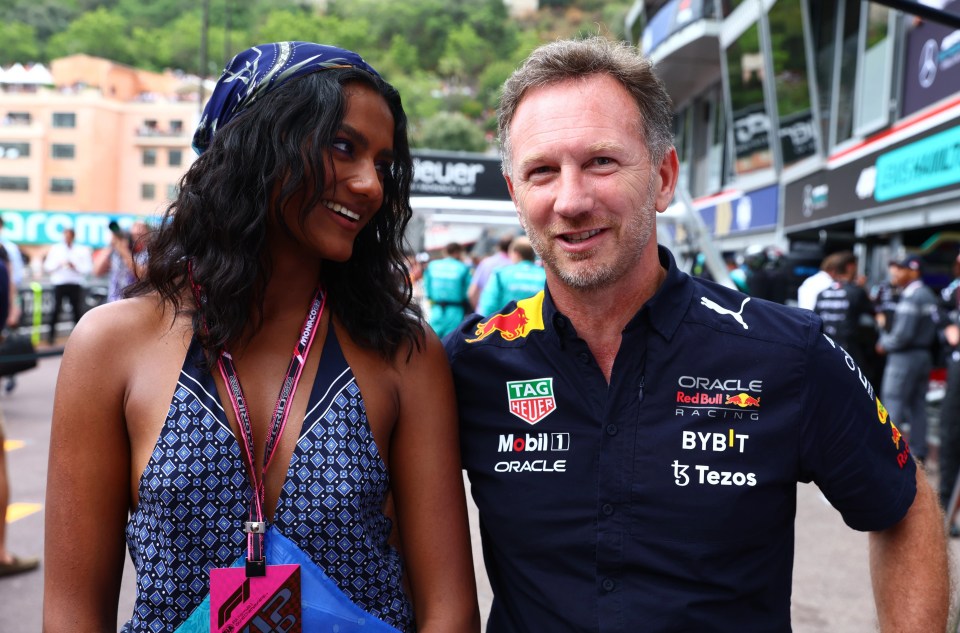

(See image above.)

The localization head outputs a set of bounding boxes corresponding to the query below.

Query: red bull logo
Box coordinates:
[890,422,902,449]
[467,293,545,343]
[725,393,760,408]
[876,398,889,425]
[468,307,529,342]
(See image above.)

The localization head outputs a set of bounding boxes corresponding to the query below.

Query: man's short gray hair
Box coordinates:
[497,36,674,177]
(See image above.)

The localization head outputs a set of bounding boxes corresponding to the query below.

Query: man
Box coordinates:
[876,255,940,465]
[0,246,38,577]
[469,233,514,309]
[93,220,149,303]
[477,236,545,316]
[0,217,24,393]
[444,37,947,631]
[423,241,471,338]
[796,252,834,310]
[813,251,880,385]
[939,252,960,530]
[42,224,92,344]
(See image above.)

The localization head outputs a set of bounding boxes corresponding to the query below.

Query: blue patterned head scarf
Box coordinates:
[192,41,381,155]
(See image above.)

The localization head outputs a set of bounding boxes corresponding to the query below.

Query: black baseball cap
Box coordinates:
[891,255,923,272]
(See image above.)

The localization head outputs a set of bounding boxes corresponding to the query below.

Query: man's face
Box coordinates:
[504,74,677,291]
[63,228,75,245]
[890,266,915,287]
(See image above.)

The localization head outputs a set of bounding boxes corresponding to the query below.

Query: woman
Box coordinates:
[44,42,479,632]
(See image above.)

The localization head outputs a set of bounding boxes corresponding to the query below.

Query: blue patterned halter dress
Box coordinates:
[122,327,414,632]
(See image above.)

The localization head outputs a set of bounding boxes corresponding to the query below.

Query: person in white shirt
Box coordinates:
[43,226,92,344]
[796,255,833,310]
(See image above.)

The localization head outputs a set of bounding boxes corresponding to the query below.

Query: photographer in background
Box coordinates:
[93,220,149,303]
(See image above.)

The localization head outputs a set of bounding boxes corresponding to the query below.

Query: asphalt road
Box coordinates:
[2,354,958,631]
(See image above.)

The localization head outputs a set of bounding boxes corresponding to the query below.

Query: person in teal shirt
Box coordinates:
[424,242,472,337]
[477,236,546,316]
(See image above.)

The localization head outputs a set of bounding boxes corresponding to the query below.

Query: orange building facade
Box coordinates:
[0,55,199,250]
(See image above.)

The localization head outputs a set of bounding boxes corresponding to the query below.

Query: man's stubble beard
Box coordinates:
[521,187,657,292]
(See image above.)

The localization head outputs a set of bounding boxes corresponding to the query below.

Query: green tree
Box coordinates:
[2,0,78,47]
[438,24,491,83]
[46,8,134,64]
[477,59,516,111]
[467,0,517,58]
[370,35,418,78]
[389,72,445,123]
[254,9,326,45]
[115,0,188,29]
[0,22,41,65]
[415,111,488,152]
[253,10,374,62]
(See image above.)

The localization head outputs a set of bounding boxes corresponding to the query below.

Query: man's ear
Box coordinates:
[654,147,680,213]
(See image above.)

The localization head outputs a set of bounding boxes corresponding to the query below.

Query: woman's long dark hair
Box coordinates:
[128,68,423,365]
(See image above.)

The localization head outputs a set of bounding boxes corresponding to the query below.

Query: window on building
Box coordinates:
[627,9,645,48]
[0,177,28,191]
[168,149,183,167]
[167,183,179,200]
[768,0,818,168]
[0,142,29,159]
[50,178,74,194]
[142,148,157,166]
[725,20,774,176]
[52,112,76,128]
[673,106,692,195]
[688,87,727,197]
[710,91,729,190]
[141,183,156,199]
[854,3,893,136]
[170,119,184,134]
[6,112,30,125]
[809,1,839,152]
[833,0,863,147]
[51,143,75,159]
[720,0,750,19]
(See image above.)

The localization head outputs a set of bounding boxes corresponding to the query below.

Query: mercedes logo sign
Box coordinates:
[919,39,939,88]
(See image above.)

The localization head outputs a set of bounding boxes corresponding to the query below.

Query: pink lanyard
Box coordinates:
[216,287,326,576]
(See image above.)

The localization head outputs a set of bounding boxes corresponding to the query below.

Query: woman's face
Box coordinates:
[275,81,396,264]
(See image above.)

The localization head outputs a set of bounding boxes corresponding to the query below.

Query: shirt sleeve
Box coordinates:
[799,323,916,531]
[43,244,62,273]
[74,246,94,275]
[879,296,920,351]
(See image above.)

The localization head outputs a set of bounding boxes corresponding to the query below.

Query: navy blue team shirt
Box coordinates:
[444,246,916,632]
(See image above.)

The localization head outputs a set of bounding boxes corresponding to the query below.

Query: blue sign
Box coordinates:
[696,184,779,236]
[0,210,156,247]
[642,0,706,56]
[875,125,960,202]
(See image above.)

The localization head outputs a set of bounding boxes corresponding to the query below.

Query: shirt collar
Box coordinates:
[543,245,693,343]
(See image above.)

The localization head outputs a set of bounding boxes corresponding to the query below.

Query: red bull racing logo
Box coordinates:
[876,398,889,425]
[469,306,529,342]
[890,422,902,449]
[725,393,760,408]
[467,293,545,343]
[876,398,910,467]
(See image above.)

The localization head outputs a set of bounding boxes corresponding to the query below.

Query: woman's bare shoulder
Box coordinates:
[64,295,191,368]
[336,321,441,383]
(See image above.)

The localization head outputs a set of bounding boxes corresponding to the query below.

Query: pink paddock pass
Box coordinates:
[210,564,302,633]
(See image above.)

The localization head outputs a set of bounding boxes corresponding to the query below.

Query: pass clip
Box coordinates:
[244,521,267,534]
[245,557,267,577]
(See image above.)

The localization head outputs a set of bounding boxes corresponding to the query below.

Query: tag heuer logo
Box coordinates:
[506,378,556,425]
